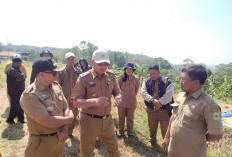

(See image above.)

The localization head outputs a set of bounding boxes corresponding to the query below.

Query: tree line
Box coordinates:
[1,41,172,70]
[1,41,232,103]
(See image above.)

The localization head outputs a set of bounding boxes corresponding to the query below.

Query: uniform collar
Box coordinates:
[66,66,78,72]
[152,75,163,82]
[66,65,74,69]
[128,75,135,81]
[35,79,51,91]
[185,88,204,98]
[91,69,105,79]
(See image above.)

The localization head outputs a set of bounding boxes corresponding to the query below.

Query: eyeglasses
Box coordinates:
[96,63,109,67]
[43,71,57,77]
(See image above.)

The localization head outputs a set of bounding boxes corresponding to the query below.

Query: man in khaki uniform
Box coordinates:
[72,50,122,157]
[141,65,174,146]
[162,64,223,157]
[57,52,81,138]
[20,58,74,157]
[117,63,139,138]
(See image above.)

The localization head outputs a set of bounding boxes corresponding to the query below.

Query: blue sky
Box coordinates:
[0,0,231,65]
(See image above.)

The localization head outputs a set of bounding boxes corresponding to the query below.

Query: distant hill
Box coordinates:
[3,43,66,54]
[1,42,173,69]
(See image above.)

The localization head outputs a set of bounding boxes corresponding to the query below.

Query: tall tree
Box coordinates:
[183,58,194,66]
[79,41,98,62]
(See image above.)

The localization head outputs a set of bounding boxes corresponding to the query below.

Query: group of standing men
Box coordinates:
[5,49,223,157]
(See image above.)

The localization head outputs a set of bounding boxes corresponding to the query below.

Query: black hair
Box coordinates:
[40,52,53,58]
[148,65,159,71]
[32,58,57,75]
[182,64,207,85]
[79,59,90,72]
[121,70,128,82]
[12,58,22,63]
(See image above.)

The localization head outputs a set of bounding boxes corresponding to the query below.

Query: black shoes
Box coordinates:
[117,133,134,139]
[117,133,125,139]
[69,135,74,139]
[6,119,15,124]
[19,120,27,123]
[128,135,134,139]
[6,119,26,124]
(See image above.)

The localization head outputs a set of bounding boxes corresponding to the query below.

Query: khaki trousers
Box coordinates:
[68,105,79,135]
[80,113,120,157]
[118,107,136,135]
[25,134,64,157]
[147,108,170,144]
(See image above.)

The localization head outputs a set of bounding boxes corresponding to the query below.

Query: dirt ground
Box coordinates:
[0,87,166,157]
[0,86,232,157]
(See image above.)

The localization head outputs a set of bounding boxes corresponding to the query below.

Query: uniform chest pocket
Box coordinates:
[86,86,97,98]
[41,98,56,116]
[182,111,199,128]
[120,82,128,91]
[42,98,54,107]
[129,82,136,93]
[106,83,114,97]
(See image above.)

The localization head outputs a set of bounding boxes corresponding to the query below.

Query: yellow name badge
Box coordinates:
[213,112,221,120]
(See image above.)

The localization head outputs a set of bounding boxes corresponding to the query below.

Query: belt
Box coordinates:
[32,132,57,137]
[160,104,170,110]
[83,112,110,119]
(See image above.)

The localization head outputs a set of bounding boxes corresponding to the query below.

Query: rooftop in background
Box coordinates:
[0,51,17,59]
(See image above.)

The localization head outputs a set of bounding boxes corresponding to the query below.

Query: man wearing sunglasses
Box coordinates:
[72,50,122,157]
[20,58,74,157]
[30,50,53,84]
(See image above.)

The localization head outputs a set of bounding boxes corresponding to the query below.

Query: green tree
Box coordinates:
[134,64,149,85]
[79,41,98,62]
[183,58,194,66]
[153,57,173,69]
[0,41,4,52]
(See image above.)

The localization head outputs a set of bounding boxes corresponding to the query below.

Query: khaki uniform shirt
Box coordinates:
[56,66,80,104]
[20,79,68,135]
[72,69,120,116]
[168,88,222,157]
[118,75,139,108]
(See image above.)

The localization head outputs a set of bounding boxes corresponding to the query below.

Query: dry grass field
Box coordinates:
[0,60,231,157]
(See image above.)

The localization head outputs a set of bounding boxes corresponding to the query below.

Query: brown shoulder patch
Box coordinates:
[23,84,34,93]
[80,71,90,77]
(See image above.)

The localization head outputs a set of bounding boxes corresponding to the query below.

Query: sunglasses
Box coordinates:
[43,71,57,76]
[96,63,109,67]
